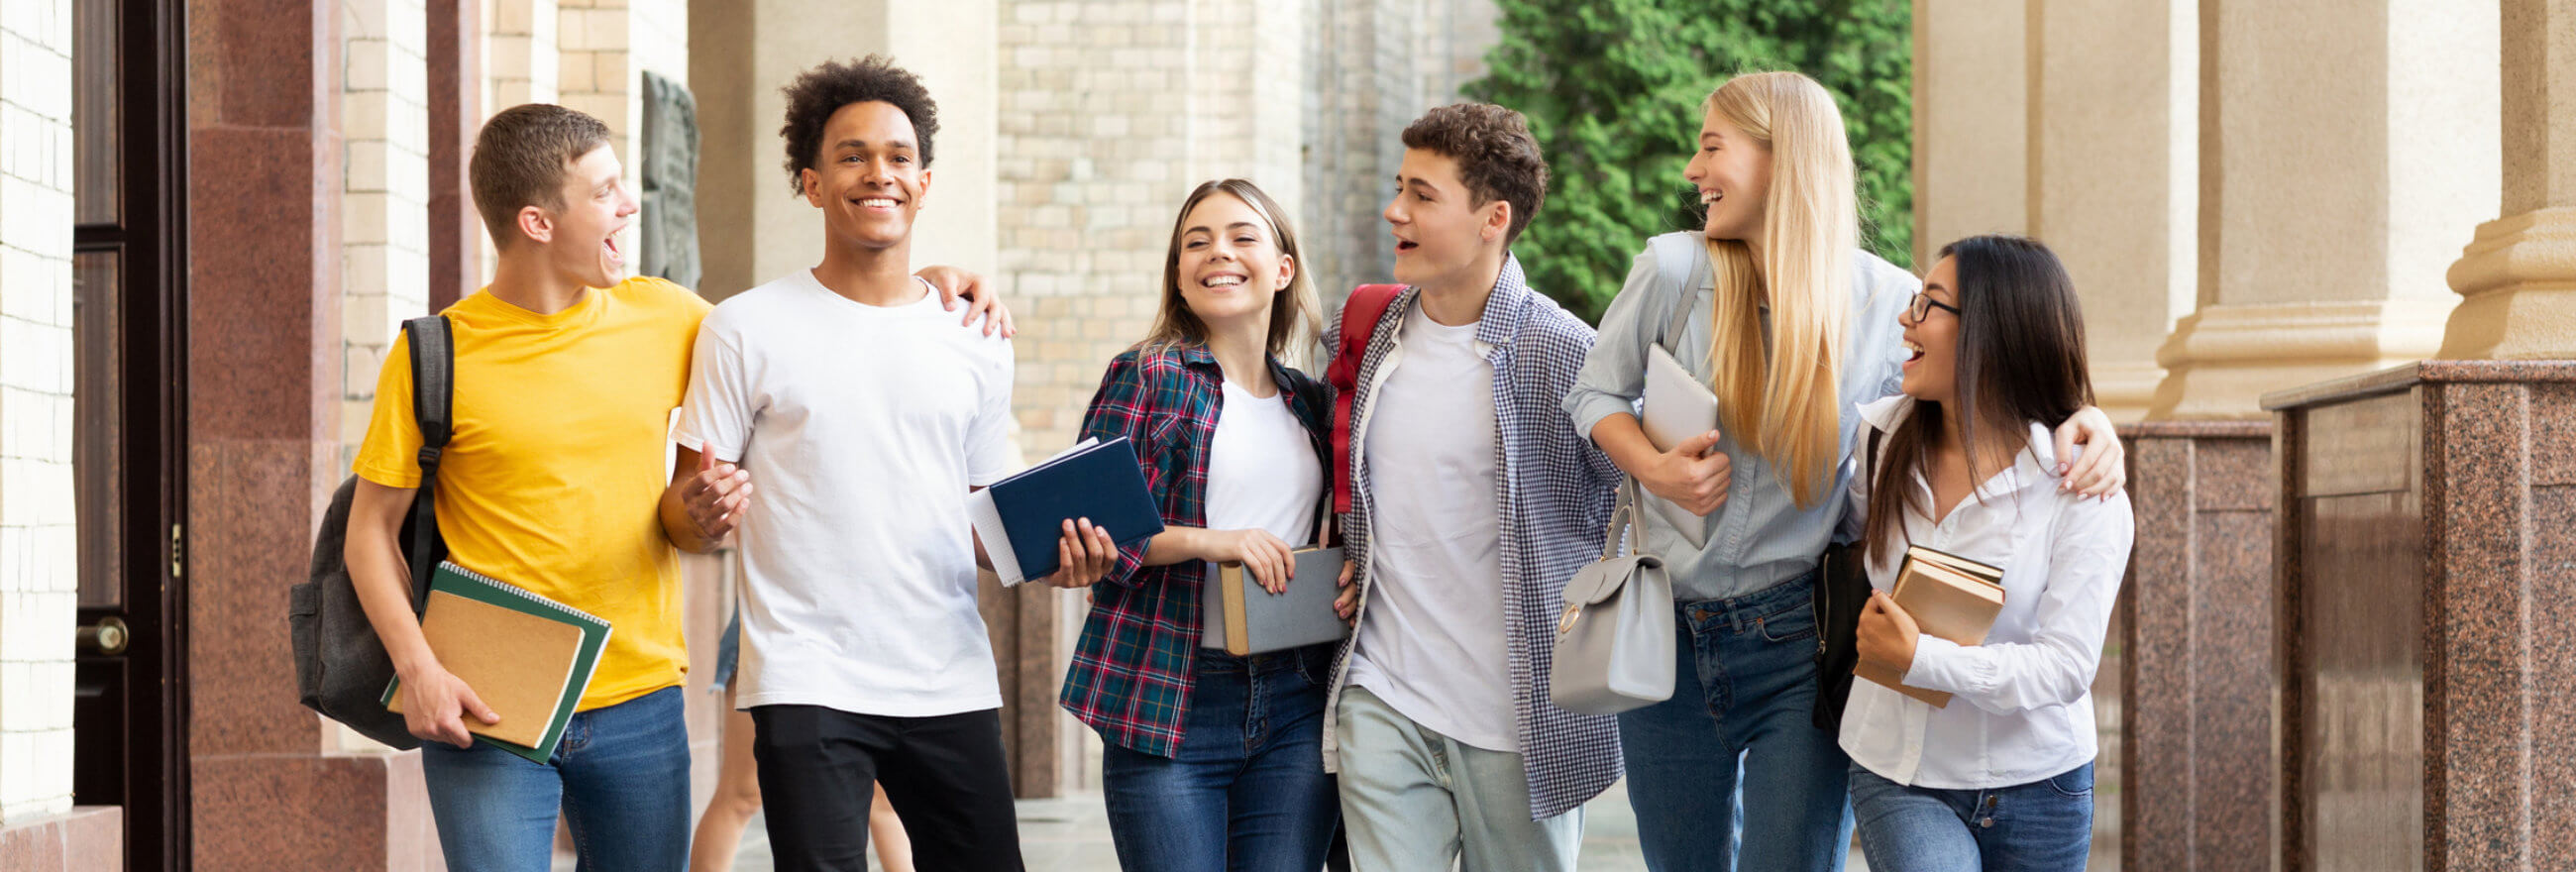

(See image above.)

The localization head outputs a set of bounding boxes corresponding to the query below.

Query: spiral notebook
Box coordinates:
[383,562,612,763]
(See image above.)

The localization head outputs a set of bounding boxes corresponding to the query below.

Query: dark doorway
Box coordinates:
[67,0,188,867]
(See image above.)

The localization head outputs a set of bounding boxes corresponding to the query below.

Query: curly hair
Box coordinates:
[777,55,939,195]
[1400,103,1549,245]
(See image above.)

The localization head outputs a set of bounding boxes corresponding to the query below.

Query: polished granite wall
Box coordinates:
[2267,361,2576,871]
[2120,421,2276,871]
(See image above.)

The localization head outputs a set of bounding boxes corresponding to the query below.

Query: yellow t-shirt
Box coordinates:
[355,276,713,711]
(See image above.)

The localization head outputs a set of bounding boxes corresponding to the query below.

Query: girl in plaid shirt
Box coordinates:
[1058,179,1344,871]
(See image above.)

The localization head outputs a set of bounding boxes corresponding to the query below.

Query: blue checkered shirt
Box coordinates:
[1320,255,1627,819]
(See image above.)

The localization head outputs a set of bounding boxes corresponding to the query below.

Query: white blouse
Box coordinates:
[1835,394,2134,790]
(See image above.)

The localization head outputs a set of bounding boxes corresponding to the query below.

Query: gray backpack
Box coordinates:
[289,316,452,749]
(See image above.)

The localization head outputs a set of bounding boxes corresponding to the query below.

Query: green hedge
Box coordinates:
[1466,0,1914,323]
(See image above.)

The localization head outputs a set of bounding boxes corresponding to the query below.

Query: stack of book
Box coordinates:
[1854,546,2005,708]
[384,562,611,762]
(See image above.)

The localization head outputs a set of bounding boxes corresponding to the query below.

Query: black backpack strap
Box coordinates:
[401,315,454,611]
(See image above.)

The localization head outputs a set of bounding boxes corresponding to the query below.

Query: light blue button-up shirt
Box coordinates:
[1562,232,1919,602]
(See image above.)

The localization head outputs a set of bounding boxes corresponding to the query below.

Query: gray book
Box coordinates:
[1199,547,1351,655]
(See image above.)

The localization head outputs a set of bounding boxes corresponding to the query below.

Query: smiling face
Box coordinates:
[1172,192,1294,333]
[1900,256,1964,404]
[801,100,932,252]
[1383,148,1507,291]
[1684,107,1773,248]
[531,144,638,289]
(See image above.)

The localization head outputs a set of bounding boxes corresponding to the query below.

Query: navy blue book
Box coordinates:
[966,437,1166,586]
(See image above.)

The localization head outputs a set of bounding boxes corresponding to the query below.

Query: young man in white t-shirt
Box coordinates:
[674,56,1113,872]
[1321,104,1625,871]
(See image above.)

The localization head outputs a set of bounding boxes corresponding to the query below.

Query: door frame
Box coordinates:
[70,0,190,865]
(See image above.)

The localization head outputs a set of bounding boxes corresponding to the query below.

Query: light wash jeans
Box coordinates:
[1334,685,1582,872]
[1848,762,2094,872]
[420,686,690,872]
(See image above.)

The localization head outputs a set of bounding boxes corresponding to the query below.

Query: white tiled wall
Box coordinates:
[0,0,79,823]
[343,0,435,466]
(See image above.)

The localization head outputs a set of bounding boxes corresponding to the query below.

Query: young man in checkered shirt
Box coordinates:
[1320,103,1624,871]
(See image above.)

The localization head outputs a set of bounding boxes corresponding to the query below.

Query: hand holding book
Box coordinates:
[1038,518,1120,590]
[394,660,501,749]
[1852,546,2006,708]
[1856,591,1922,677]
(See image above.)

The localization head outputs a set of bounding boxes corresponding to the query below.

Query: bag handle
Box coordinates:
[1600,477,1648,561]
[401,315,454,613]
[1651,234,1713,356]
[1328,284,1406,514]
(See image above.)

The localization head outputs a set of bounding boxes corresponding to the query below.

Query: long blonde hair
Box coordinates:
[1139,178,1321,368]
[1700,71,1857,508]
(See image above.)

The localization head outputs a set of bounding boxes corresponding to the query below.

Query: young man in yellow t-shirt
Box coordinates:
[345,104,1007,871]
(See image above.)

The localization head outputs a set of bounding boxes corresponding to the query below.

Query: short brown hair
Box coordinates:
[1400,103,1548,246]
[470,104,612,249]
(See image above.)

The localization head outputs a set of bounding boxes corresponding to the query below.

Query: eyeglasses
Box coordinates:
[1907,291,1961,322]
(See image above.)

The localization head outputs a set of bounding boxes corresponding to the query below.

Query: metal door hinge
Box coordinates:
[170,523,183,578]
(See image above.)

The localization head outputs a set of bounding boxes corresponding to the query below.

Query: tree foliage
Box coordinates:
[1465,0,1913,322]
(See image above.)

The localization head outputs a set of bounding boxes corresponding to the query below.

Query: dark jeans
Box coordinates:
[749,705,1024,872]
[421,686,690,872]
[1100,649,1340,872]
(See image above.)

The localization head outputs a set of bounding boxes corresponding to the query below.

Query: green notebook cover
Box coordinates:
[381,562,614,763]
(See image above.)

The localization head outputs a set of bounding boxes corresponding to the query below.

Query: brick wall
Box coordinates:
[0,0,79,823]
[999,0,1500,458]
[342,0,434,466]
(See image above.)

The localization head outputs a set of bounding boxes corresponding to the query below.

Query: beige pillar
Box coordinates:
[1912,0,2029,266]
[2026,0,2196,421]
[2438,0,2576,359]
[2148,0,2500,419]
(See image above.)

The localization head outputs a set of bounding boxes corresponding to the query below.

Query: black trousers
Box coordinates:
[750,705,1025,872]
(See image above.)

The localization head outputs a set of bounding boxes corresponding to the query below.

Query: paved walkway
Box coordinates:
[698,778,2120,871]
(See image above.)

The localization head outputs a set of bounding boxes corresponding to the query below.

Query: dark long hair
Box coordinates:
[1864,235,2093,564]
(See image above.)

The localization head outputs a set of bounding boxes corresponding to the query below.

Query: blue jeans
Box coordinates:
[1618,577,1853,872]
[1099,649,1340,872]
[1848,762,2094,872]
[421,686,690,872]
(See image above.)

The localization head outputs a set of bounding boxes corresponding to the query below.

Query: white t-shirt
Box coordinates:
[675,270,1017,717]
[1345,304,1517,752]
[1205,380,1324,547]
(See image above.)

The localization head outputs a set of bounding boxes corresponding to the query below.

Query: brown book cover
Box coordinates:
[1854,546,2006,708]
[387,589,585,748]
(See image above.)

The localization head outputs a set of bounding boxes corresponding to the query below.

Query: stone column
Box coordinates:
[2263,361,2576,871]
[2116,422,2275,872]
[2026,0,2195,422]
[427,0,481,309]
[1910,0,2027,266]
[2149,0,2500,419]
[2437,0,2576,359]
[185,0,441,866]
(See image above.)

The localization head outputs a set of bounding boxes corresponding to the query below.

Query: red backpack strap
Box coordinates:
[1328,284,1406,514]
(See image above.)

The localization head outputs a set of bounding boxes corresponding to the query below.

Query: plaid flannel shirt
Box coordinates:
[1321,255,1628,819]
[1056,344,1334,757]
